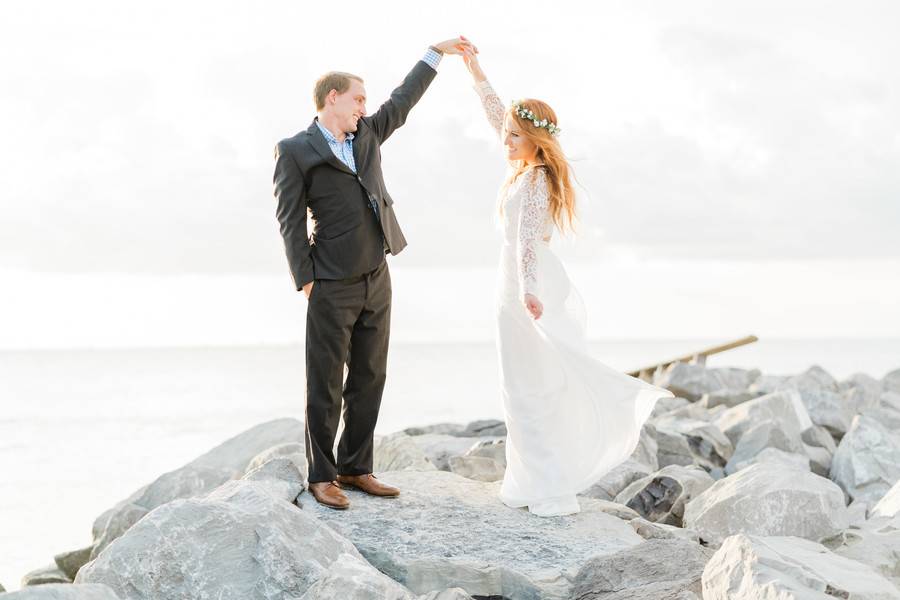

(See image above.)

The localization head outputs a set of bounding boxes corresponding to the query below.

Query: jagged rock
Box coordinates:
[826,513,900,590]
[747,373,790,395]
[649,396,691,419]
[723,421,807,475]
[53,546,93,582]
[20,565,70,587]
[628,517,701,544]
[655,427,694,468]
[0,583,122,598]
[701,533,900,599]
[408,434,487,471]
[802,423,838,453]
[242,457,306,501]
[570,538,714,600]
[416,590,474,600]
[713,389,811,447]
[800,424,838,476]
[614,464,714,527]
[374,432,438,472]
[683,462,849,546]
[700,389,758,409]
[778,365,854,438]
[725,446,811,475]
[882,390,900,413]
[653,400,727,424]
[883,367,900,394]
[296,552,476,600]
[630,423,659,470]
[840,372,883,414]
[460,419,507,437]
[77,476,409,599]
[405,420,506,437]
[404,422,467,436]
[449,455,504,482]
[830,412,900,506]
[579,458,654,502]
[244,442,306,482]
[300,470,646,600]
[464,438,506,466]
[448,439,507,482]
[653,363,760,402]
[89,418,305,558]
[653,418,732,471]
[871,478,900,518]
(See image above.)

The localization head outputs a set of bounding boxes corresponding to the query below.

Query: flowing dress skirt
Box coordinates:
[495,241,674,516]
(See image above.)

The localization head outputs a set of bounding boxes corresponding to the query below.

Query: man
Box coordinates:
[273,37,476,509]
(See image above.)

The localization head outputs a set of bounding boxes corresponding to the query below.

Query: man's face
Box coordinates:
[331,79,367,133]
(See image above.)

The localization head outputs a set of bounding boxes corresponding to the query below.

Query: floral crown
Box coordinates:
[511,101,561,136]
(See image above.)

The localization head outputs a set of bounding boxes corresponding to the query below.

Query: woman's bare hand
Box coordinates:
[524,293,543,320]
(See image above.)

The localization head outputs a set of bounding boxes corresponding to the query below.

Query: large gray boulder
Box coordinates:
[713,389,811,447]
[299,470,646,600]
[52,547,93,582]
[613,464,715,527]
[871,478,900,518]
[76,468,412,600]
[90,418,305,558]
[19,565,70,587]
[580,458,655,502]
[777,365,854,438]
[725,446,811,475]
[403,419,506,437]
[449,438,507,482]
[701,533,900,599]
[408,434,490,471]
[295,552,475,600]
[830,411,900,506]
[653,363,760,401]
[0,584,122,599]
[840,372,884,414]
[827,513,900,590]
[682,462,849,546]
[652,418,733,472]
[882,367,900,394]
[569,538,714,600]
[723,420,808,475]
[374,432,439,472]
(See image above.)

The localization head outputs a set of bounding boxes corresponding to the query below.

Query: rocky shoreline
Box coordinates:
[3,362,900,599]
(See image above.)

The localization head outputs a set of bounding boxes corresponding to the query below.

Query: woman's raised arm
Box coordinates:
[464,51,505,139]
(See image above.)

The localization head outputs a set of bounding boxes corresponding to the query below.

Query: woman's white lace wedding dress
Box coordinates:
[474,80,675,517]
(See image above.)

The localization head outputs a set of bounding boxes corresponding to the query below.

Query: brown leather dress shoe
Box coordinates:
[336,473,400,497]
[308,481,350,510]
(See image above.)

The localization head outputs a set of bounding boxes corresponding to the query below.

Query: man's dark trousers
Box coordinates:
[305,259,391,483]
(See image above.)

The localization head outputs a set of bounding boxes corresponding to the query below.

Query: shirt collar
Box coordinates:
[315,117,354,143]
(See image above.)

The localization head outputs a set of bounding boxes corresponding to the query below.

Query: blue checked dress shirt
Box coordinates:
[315,47,443,221]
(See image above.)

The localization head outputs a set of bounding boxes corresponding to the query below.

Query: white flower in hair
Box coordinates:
[511,100,562,136]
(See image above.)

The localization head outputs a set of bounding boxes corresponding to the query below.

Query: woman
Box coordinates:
[461,44,675,517]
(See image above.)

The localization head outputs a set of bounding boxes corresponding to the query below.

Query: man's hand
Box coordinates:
[433,36,478,56]
[303,281,314,300]
[524,293,543,320]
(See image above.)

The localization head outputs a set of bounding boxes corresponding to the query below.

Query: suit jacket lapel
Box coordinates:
[306,119,357,176]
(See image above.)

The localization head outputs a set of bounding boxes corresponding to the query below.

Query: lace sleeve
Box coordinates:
[473,80,505,139]
[516,168,551,299]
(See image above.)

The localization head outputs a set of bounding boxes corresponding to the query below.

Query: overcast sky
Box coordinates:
[1,1,898,346]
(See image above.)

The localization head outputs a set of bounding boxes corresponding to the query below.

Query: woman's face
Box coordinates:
[503,114,538,163]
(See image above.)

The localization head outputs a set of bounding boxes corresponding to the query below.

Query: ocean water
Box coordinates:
[1,338,898,590]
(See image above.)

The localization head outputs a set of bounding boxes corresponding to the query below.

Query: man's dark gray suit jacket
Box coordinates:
[273,60,437,291]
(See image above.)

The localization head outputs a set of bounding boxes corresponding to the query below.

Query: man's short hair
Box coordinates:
[314,71,364,111]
